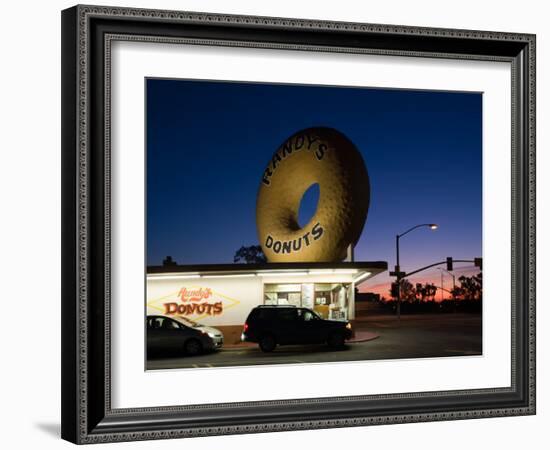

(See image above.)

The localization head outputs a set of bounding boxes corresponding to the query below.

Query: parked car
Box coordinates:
[241,305,352,352]
[146,315,223,357]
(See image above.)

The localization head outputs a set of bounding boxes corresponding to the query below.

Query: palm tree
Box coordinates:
[425,283,437,301]
[457,273,482,300]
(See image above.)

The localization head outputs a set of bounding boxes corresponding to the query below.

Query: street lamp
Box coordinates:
[395,223,438,321]
[438,267,456,300]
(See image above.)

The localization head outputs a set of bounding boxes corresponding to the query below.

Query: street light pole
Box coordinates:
[395,233,401,322]
[452,273,456,298]
[438,267,456,300]
[394,223,438,323]
[440,269,444,302]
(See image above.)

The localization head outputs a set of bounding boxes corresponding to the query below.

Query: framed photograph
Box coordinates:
[61,5,536,444]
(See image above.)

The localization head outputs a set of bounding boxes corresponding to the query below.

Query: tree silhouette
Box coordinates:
[457,272,482,300]
[399,279,416,302]
[425,283,437,301]
[233,245,267,264]
[451,285,465,299]
[413,282,437,302]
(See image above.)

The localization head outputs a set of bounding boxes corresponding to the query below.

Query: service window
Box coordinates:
[314,283,332,305]
[264,283,302,306]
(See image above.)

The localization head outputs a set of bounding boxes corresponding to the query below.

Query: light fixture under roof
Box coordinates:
[353,272,372,283]
[148,274,200,280]
[201,273,256,279]
[257,271,309,277]
[308,269,359,275]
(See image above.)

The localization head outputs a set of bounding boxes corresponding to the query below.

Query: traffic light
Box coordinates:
[474,257,482,270]
[391,282,400,298]
[446,257,453,271]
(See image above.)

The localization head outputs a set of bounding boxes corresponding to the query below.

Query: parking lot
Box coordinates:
[146,313,482,370]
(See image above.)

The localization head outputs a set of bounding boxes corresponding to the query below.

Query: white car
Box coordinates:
[147,315,224,356]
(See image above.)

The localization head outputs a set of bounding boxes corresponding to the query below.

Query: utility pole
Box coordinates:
[440,269,444,302]
[396,234,402,323]
[439,266,456,300]
[451,274,456,300]
[392,224,438,324]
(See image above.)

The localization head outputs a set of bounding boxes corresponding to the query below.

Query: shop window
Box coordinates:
[264,291,278,305]
[313,283,350,321]
[264,284,302,306]
[263,283,350,321]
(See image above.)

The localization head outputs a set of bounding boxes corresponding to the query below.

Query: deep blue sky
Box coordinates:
[147,78,482,290]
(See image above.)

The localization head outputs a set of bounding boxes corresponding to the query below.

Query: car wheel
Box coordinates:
[327,332,345,349]
[259,335,276,353]
[184,338,202,356]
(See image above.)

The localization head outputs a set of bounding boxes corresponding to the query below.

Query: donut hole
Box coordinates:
[297,183,320,229]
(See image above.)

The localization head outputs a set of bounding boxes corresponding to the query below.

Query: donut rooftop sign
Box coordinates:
[256,127,370,263]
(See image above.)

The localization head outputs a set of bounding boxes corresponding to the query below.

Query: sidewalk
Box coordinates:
[350,330,379,343]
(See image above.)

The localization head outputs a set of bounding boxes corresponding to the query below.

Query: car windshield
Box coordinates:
[173,316,201,328]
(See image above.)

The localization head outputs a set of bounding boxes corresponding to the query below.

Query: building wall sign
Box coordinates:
[178,287,213,302]
[147,277,262,326]
[256,127,370,263]
[163,287,224,316]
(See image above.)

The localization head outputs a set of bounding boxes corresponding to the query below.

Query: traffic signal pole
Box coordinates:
[391,224,438,325]
[403,258,480,278]
[396,234,401,323]
[390,256,482,322]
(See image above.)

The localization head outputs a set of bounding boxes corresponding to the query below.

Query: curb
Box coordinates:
[221,332,379,351]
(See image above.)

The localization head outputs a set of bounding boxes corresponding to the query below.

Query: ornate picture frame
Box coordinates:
[61,5,535,444]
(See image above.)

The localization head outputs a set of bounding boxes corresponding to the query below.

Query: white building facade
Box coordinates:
[147,262,386,344]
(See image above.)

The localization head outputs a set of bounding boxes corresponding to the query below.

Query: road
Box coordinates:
[147,313,482,370]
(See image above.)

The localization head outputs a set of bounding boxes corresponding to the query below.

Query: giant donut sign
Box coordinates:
[256,127,370,262]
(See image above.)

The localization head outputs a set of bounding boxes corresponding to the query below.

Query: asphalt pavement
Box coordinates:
[146,313,482,370]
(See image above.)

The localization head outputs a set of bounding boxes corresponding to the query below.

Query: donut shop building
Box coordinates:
[147,261,387,344]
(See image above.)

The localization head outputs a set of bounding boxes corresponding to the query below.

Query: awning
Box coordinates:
[147,261,387,286]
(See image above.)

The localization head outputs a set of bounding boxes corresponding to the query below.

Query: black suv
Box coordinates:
[241,305,352,352]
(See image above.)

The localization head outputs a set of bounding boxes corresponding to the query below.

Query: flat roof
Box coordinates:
[147,261,387,285]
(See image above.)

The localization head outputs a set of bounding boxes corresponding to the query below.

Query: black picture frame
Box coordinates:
[61,4,536,444]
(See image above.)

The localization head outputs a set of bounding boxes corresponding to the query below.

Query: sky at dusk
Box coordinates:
[146,78,482,297]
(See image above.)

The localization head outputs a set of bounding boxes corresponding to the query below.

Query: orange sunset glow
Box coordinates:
[359,265,481,301]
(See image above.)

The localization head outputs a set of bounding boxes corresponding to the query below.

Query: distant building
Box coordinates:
[356,292,380,302]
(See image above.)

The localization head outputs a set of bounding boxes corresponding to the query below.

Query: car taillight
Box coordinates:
[243,323,248,332]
